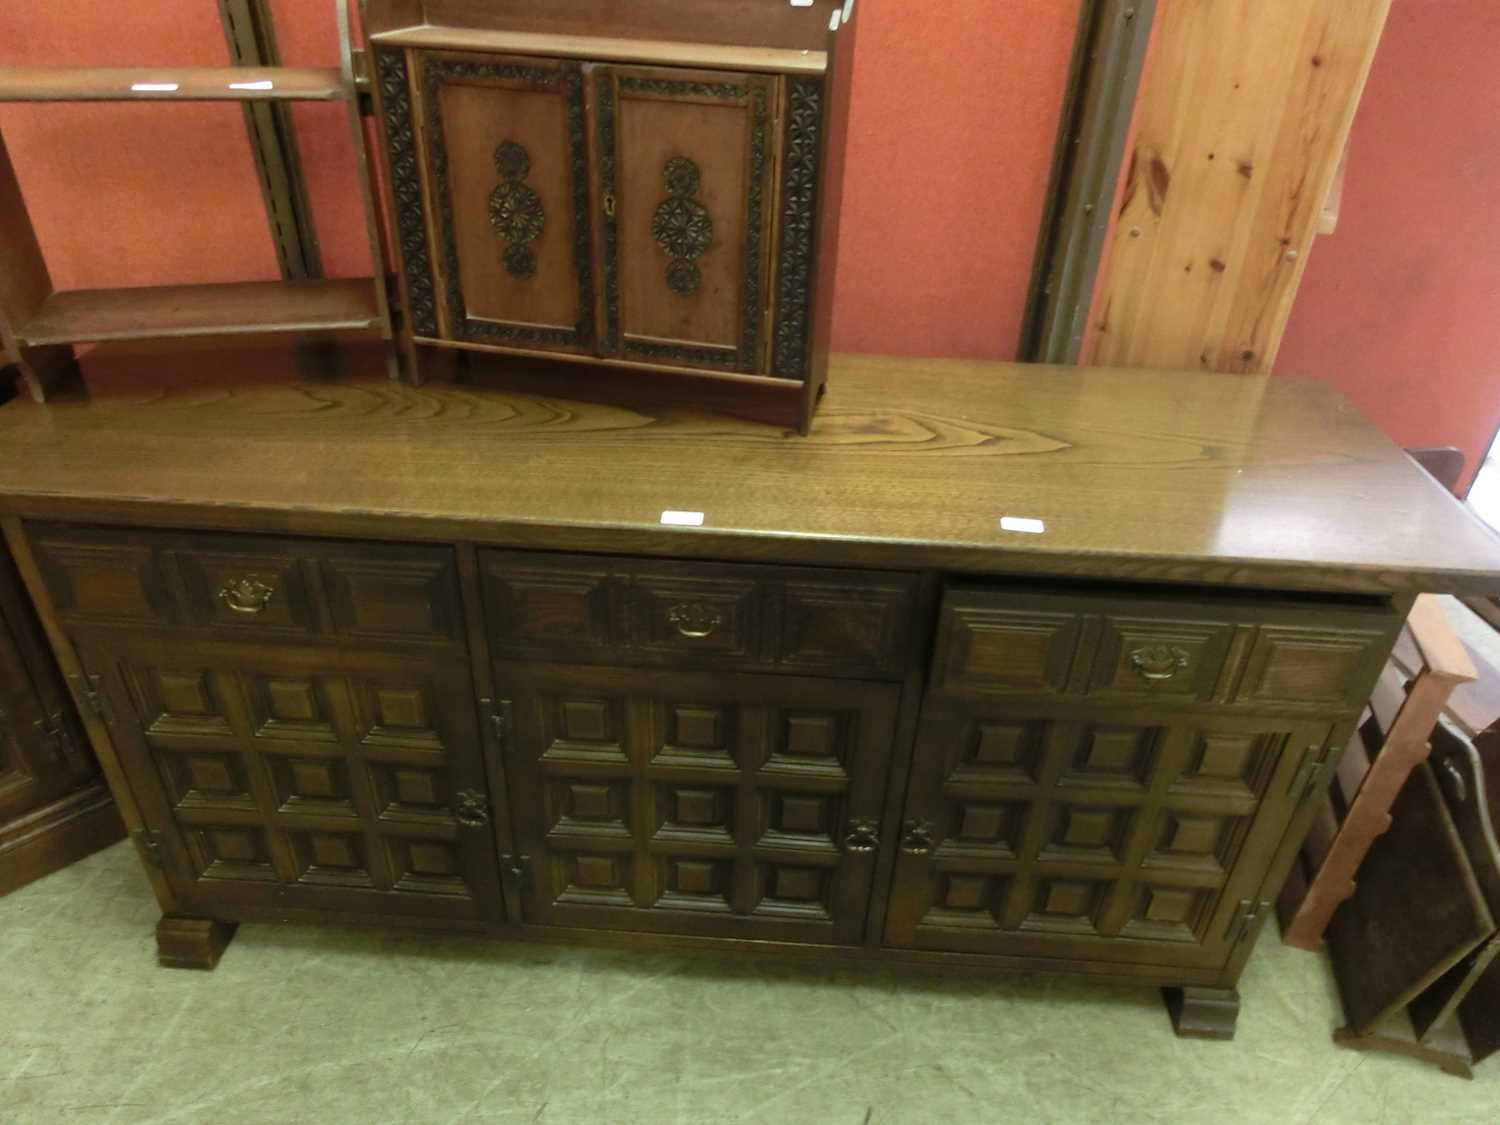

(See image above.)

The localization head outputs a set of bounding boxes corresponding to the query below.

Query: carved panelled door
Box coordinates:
[595,65,777,374]
[885,699,1332,971]
[0,610,86,828]
[78,638,505,927]
[498,661,896,944]
[414,50,595,354]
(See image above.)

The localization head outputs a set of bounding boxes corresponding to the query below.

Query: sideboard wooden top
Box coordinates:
[1,342,1497,597]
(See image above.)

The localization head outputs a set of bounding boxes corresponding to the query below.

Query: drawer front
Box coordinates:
[934,587,1398,713]
[884,695,1332,969]
[29,525,462,647]
[481,551,919,680]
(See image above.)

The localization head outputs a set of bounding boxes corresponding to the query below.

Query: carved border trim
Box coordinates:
[421,56,594,351]
[772,77,825,380]
[374,48,436,339]
[601,75,769,372]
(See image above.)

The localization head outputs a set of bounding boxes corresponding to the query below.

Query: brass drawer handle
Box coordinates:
[218,577,275,615]
[901,819,935,856]
[454,789,492,829]
[843,820,880,854]
[667,603,722,639]
[1129,644,1190,682]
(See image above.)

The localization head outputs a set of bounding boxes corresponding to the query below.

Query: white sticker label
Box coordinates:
[829,10,841,30]
[1000,517,1046,535]
[844,0,856,22]
[661,510,706,527]
[131,82,180,93]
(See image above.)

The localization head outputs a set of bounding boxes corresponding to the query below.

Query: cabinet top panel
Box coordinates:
[369,26,829,76]
[365,0,842,58]
[0,342,1497,599]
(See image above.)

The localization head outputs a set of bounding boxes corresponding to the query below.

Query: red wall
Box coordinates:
[1277,0,1500,491]
[0,0,1078,362]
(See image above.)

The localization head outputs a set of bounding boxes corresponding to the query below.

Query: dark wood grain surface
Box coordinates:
[0,339,1496,596]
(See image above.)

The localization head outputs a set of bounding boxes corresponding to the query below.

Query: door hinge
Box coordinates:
[1226,898,1273,946]
[502,853,531,891]
[132,829,165,870]
[1289,745,1334,804]
[34,711,85,770]
[67,673,114,725]
[488,698,514,754]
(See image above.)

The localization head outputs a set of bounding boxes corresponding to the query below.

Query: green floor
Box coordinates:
[3,842,1497,1124]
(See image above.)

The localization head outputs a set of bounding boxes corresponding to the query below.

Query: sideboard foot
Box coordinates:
[1163,986,1241,1040]
[156,914,238,971]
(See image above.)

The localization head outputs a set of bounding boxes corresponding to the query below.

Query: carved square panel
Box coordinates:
[652,700,738,769]
[389,837,469,897]
[1238,627,1384,707]
[950,803,1024,857]
[1147,811,1248,874]
[369,761,453,822]
[955,720,1044,783]
[655,857,733,914]
[289,829,375,889]
[1175,731,1280,800]
[1063,726,1158,790]
[269,754,357,817]
[674,707,724,750]
[356,679,445,752]
[188,825,276,883]
[944,874,992,911]
[576,855,621,888]
[563,700,610,742]
[758,789,841,848]
[248,674,338,743]
[1023,878,1107,934]
[1042,805,1135,863]
[653,784,732,845]
[136,666,234,739]
[482,562,614,655]
[773,866,823,902]
[157,749,254,808]
[778,794,830,834]
[571,783,615,820]
[1122,884,1216,943]
[1091,618,1233,700]
[786,714,836,757]
[751,862,833,921]
[766,712,849,779]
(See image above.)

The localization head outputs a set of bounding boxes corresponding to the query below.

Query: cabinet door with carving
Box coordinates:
[409,50,595,354]
[498,662,896,945]
[0,613,82,826]
[78,638,505,928]
[885,698,1333,972]
[596,65,777,374]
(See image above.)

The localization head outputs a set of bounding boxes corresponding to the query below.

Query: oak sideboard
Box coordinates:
[2,341,1497,1040]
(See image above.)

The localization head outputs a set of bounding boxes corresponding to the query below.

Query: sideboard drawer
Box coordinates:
[934,586,1398,712]
[29,525,463,647]
[480,550,920,679]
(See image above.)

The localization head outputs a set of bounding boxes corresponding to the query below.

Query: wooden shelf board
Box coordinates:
[17,280,383,347]
[370,24,828,76]
[0,66,348,103]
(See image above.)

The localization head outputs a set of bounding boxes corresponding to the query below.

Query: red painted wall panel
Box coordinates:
[0,1,1077,360]
[1277,0,1500,491]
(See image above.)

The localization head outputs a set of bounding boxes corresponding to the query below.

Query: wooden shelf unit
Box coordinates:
[0,66,349,103]
[0,2,397,403]
[16,281,384,347]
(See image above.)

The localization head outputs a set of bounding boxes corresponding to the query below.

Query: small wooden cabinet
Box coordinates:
[0,540,122,896]
[366,0,855,430]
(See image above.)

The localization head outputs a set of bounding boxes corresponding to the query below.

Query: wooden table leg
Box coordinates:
[1163,986,1241,1040]
[156,914,238,971]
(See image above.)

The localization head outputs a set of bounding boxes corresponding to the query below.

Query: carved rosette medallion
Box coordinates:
[488,141,545,280]
[651,156,712,296]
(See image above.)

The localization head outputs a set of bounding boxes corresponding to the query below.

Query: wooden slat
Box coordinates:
[369,24,829,76]
[0,66,348,103]
[1410,594,1481,685]
[1086,0,1393,373]
[16,280,382,346]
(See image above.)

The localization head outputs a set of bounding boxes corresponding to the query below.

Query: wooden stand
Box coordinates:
[1163,987,1241,1041]
[156,915,238,971]
[0,2,399,400]
[1278,595,1477,949]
